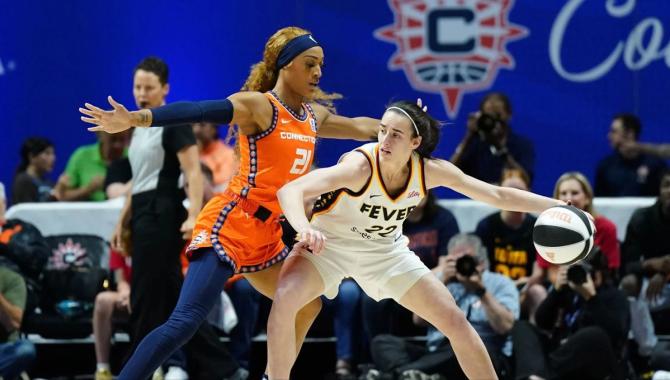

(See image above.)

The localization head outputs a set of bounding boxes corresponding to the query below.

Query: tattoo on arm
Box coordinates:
[139,111,149,126]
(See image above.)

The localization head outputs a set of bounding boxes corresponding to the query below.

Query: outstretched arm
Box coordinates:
[424,158,563,213]
[311,103,379,141]
[277,152,371,253]
[81,92,271,135]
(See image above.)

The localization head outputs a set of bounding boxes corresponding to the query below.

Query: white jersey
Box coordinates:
[311,143,426,252]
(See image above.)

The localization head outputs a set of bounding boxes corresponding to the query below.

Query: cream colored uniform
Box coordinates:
[299,143,431,301]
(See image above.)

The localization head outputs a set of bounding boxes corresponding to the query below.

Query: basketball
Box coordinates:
[533,205,595,265]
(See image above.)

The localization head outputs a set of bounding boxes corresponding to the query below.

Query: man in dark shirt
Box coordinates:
[595,114,667,197]
[620,170,670,316]
[513,250,630,380]
[450,92,535,184]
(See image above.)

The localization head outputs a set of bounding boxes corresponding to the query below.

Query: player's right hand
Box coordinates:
[298,228,326,255]
[80,96,135,134]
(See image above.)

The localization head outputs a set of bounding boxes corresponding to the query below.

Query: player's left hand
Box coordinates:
[298,227,326,255]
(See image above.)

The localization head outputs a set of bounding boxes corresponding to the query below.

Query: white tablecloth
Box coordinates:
[6,197,656,242]
[6,198,124,240]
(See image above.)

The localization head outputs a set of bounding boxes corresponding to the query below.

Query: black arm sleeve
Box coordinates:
[150,99,234,127]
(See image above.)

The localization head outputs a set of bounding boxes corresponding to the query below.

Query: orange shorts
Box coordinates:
[186,191,288,273]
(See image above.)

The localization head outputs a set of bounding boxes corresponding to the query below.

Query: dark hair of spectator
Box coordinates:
[15,137,53,177]
[416,190,440,223]
[479,92,512,116]
[135,56,169,85]
[385,100,441,158]
[613,113,641,140]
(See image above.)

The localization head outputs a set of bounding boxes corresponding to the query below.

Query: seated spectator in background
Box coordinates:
[104,157,132,200]
[475,169,545,320]
[450,92,535,184]
[628,289,670,374]
[595,114,667,197]
[192,122,238,193]
[513,250,629,380]
[620,169,670,325]
[368,234,518,380]
[0,262,37,378]
[59,131,130,202]
[362,191,459,340]
[92,249,132,380]
[539,172,621,285]
[12,137,58,205]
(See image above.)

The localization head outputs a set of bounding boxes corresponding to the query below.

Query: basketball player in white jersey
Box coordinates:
[267,100,566,380]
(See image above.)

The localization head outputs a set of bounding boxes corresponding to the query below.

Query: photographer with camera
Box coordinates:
[512,249,630,380]
[369,234,518,379]
[450,92,535,184]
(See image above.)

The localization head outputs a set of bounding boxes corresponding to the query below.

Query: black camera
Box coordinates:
[476,113,503,133]
[566,262,593,286]
[456,255,478,277]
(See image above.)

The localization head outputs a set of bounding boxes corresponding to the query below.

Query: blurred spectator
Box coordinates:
[475,169,546,320]
[104,157,132,200]
[362,191,459,341]
[92,249,132,380]
[59,131,130,202]
[1,191,37,380]
[538,172,621,285]
[513,250,629,380]
[595,114,667,197]
[628,293,670,374]
[109,56,239,379]
[450,92,535,184]
[192,122,238,193]
[620,169,670,327]
[12,137,57,205]
[0,266,36,380]
[368,234,518,379]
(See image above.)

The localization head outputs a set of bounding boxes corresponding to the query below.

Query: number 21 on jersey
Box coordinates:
[290,148,312,175]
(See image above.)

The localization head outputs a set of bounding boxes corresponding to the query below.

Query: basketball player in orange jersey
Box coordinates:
[80,27,379,379]
[269,100,572,379]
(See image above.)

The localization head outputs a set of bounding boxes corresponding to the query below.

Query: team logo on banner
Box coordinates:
[375,0,528,118]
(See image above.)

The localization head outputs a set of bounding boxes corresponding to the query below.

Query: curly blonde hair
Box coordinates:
[241,26,341,111]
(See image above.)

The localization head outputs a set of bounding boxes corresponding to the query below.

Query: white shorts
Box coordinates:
[294,239,431,302]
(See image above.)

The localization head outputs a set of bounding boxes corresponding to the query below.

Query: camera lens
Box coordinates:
[567,264,588,285]
[476,113,498,132]
[456,255,477,277]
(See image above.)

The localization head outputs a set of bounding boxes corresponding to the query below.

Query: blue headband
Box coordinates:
[276,34,320,70]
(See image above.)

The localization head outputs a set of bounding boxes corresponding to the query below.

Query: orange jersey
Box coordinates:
[187,91,317,272]
[227,91,317,214]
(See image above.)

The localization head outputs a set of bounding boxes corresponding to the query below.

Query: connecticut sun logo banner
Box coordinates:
[375,0,529,118]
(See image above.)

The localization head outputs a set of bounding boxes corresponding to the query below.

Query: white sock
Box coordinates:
[97,363,110,372]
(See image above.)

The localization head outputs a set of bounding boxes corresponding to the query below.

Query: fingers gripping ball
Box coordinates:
[533,205,595,265]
